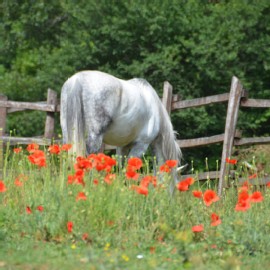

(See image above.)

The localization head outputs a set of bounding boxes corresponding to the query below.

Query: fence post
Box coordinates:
[162,81,173,115]
[218,76,243,196]
[0,95,7,178]
[44,89,58,140]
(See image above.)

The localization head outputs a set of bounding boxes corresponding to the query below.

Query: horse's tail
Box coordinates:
[158,102,182,165]
[60,75,85,157]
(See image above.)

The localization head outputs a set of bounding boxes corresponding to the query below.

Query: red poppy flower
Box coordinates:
[141,176,157,188]
[13,147,22,154]
[14,179,23,187]
[177,181,189,191]
[210,213,222,226]
[48,144,61,154]
[67,221,73,233]
[28,150,46,167]
[165,160,178,168]
[266,182,270,188]
[128,157,143,170]
[36,205,44,212]
[104,173,116,185]
[192,190,203,198]
[159,164,170,173]
[82,233,89,241]
[26,143,39,153]
[203,190,220,206]
[250,191,263,203]
[192,224,204,232]
[126,167,140,180]
[177,177,195,192]
[61,144,72,151]
[235,200,251,212]
[248,173,257,179]
[238,190,250,202]
[0,180,7,192]
[26,206,32,214]
[184,177,195,186]
[76,192,87,201]
[226,158,237,165]
[93,179,99,185]
[132,185,149,196]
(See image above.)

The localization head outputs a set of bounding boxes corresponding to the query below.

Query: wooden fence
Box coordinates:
[1,76,270,195]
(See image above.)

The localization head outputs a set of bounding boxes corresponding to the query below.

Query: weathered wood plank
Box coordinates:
[44,89,58,139]
[241,98,270,108]
[218,76,243,196]
[234,137,270,146]
[0,100,56,112]
[172,93,230,110]
[2,136,61,145]
[181,171,220,181]
[162,81,173,115]
[178,130,242,148]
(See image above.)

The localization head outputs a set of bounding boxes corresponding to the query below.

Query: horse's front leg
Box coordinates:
[86,133,104,155]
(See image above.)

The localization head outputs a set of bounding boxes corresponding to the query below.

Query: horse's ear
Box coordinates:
[176,164,188,174]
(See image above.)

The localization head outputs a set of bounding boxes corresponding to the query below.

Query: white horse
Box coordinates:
[60,71,182,192]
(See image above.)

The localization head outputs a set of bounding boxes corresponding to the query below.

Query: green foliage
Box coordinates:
[1,0,270,165]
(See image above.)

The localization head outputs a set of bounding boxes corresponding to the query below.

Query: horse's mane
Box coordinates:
[128,78,182,164]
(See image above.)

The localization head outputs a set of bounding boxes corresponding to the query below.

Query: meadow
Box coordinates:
[0,143,270,270]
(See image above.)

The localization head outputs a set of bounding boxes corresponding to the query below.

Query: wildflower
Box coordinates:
[235,200,251,212]
[26,206,32,214]
[238,190,250,202]
[67,221,73,233]
[75,156,93,170]
[192,224,204,232]
[177,177,195,192]
[210,213,222,227]
[249,173,257,179]
[36,205,44,212]
[159,163,171,173]
[61,144,72,151]
[203,190,220,206]
[126,169,139,180]
[165,160,178,168]
[27,143,39,153]
[93,179,99,185]
[177,181,189,191]
[28,150,46,167]
[0,180,7,192]
[48,144,61,154]
[192,190,203,198]
[76,192,87,201]
[149,246,156,254]
[128,157,143,170]
[13,147,22,154]
[82,233,89,241]
[67,175,75,185]
[122,254,130,261]
[266,182,270,188]
[250,191,263,203]
[104,173,116,185]
[141,175,157,188]
[226,158,237,165]
[132,185,148,196]
[14,178,23,187]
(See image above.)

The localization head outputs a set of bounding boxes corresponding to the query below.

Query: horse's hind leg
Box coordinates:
[128,142,149,158]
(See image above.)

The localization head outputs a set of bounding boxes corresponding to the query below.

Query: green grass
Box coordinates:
[0,145,270,269]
